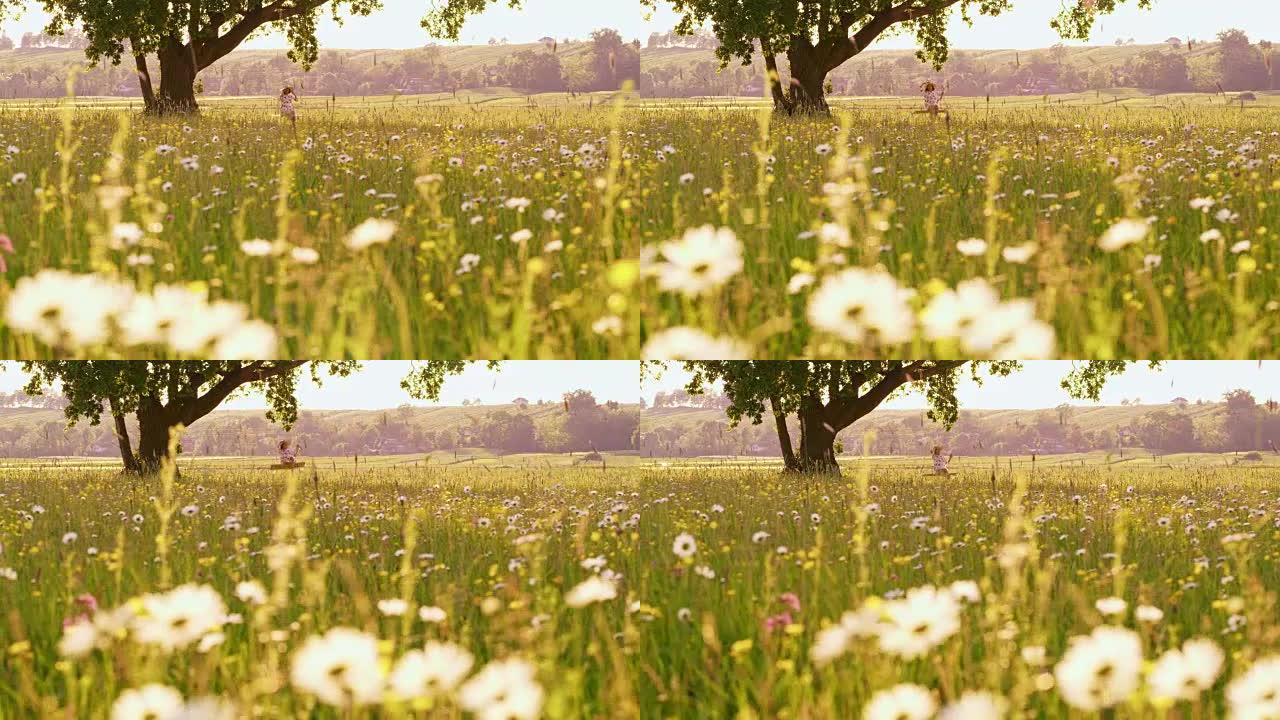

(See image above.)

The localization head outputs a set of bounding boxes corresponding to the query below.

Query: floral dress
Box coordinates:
[923,89,941,111]
[280,92,297,118]
[932,452,949,473]
[280,446,297,465]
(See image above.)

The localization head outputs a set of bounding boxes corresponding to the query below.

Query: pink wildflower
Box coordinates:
[764,612,792,632]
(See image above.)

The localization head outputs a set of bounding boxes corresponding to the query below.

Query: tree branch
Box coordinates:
[827,0,961,70]
[196,0,328,68]
[178,361,305,426]
[826,361,968,430]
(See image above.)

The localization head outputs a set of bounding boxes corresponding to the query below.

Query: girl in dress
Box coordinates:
[279,439,298,467]
[919,81,948,120]
[932,444,953,475]
[279,86,298,129]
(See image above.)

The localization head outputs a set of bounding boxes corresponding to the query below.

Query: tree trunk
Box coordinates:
[762,45,795,115]
[795,407,840,474]
[155,41,199,114]
[134,54,157,113]
[134,401,175,474]
[771,395,801,470]
[783,47,830,116]
[773,403,841,475]
[129,35,157,113]
[109,398,141,475]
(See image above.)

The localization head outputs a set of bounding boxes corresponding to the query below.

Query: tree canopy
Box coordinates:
[1051,0,1156,41]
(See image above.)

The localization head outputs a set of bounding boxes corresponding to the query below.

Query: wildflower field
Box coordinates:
[1,99,1278,359]
[0,101,640,359]
[638,104,1280,360]
[3,459,1279,718]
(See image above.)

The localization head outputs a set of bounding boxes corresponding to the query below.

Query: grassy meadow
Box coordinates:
[637,101,1280,360]
[2,459,1278,718]
[0,98,640,359]
[0,94,1277,359]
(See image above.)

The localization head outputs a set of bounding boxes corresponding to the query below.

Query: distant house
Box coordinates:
[381,440,414,454]
[1165,37,1183,49]
[1020,78,1061,95]
[1171,397,1190,409]
[1025,441,1069,455]
[512,397,530,409]
[399,77,439,94]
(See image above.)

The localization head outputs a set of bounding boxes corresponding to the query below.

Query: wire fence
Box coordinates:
[0,451,633,473]
[3,449,1276,474]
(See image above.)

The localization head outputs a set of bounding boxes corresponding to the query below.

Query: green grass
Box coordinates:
[0,465,646,717]
[1,463,1277,717]
[638,102,1280,359]
[634,464,1280,717]
[0,101,639,358]
[2,88,1277,111]
[0,96,1277,358]
[641,449,1280,471]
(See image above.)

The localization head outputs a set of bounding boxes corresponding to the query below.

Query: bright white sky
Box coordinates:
[1,0,1274,50]
[0,361,639,410]
[643,362,1280,410]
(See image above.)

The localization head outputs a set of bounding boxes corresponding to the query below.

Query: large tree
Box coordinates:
[653,0,1020,113]
[20,360,477,474]
[21,361,354,473]
[423,0,1151,114]
[0,0,381,113]
[667,361,1142,474]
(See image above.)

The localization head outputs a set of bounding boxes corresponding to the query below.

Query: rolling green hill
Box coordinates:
[0,401,577,431]
[0,401,640,459]
[0,400,1203,442]
[641,401,1228,436]
[636,398,1280,459]
[1,38,1270,100]
[0,41,1225,76]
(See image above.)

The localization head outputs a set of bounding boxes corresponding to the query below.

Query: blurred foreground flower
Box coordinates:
[291,627,385,707]
[4,270,278,358]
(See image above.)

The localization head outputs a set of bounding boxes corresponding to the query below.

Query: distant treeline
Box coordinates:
[0,391,67,409]
[0,390,638,458]
[0,27,1274,99]
[637,390,1280,458]
[0,28,90,51]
